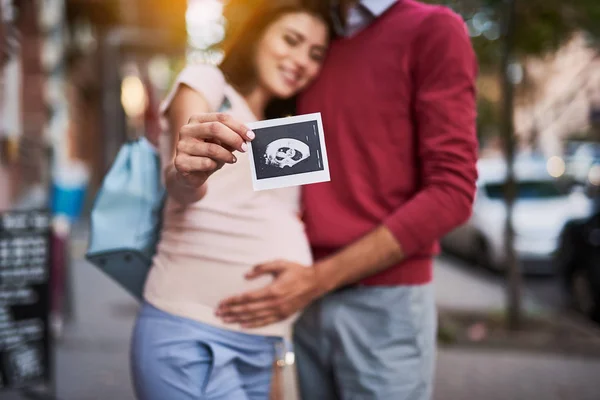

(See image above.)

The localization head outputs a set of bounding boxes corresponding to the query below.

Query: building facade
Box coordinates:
[514,34,600,156]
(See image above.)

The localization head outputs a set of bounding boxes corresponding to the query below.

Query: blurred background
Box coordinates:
[1,0,600,399]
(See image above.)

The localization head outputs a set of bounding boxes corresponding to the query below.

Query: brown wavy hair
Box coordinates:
[219,0,331,117]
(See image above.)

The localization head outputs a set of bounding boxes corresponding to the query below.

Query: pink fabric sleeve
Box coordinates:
[159,63,226,118]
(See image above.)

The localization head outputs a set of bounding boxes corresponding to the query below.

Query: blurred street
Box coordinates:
[2,0,600,399]
[436,253,566,313]
[1,231,598,400]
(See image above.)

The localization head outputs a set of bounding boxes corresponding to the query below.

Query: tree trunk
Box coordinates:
[500,0,522,331]
[17,0,47,193]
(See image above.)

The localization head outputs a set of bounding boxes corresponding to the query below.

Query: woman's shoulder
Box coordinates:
[161,63,228,114]
[177,63,226,87]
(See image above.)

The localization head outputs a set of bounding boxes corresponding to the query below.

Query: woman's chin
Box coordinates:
[272,89,295,100]
[266,81,299,99]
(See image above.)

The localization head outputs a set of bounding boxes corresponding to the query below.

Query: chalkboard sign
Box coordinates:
[0,209,52,391]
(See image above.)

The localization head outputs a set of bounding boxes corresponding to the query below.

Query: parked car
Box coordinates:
[556,208,600,323]
[565,141,600,185]
[442,156,593,274]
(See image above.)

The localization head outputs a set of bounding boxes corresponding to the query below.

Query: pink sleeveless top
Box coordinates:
[143,64,312,338]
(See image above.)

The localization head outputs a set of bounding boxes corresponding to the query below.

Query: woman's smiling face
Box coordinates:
[254,11,329,99]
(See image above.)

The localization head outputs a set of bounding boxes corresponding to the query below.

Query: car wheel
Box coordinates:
[571,267,598,319]
[474,237,493,270]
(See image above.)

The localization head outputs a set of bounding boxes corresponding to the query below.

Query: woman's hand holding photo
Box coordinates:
[174,112,256,189]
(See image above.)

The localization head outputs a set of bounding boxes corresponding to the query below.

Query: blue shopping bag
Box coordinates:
[86,137,165,300]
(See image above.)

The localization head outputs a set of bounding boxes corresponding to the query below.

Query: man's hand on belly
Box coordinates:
[215,260,324,329]
[216,226,406,328]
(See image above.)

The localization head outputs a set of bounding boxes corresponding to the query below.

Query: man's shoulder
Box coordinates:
[392,0,465,31]
[388,0,467,44]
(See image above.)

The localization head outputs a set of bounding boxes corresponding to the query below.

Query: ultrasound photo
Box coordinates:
[247,113,330,191]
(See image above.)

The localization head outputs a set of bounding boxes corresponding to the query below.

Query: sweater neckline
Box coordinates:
[332,0,401,46]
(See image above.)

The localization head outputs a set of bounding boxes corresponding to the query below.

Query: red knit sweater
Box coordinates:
[298,0,479,285]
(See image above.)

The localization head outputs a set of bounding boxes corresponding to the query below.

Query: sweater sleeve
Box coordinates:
[383,8,479,257]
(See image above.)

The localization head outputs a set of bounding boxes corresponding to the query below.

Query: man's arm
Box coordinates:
[311,226,403,293]
[380,8,479,259]
[216,9,479,327]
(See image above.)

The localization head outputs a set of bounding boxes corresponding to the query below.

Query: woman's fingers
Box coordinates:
[175,112,254,178]
[174,153,222,175]
[184,113,255,152]
[201,112,256,141]
[177,139,237,165]
[180,121,245,153]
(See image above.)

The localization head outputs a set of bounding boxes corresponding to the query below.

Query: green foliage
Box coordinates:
[421,0,600,141]
[422,0,600,69]
[476,96,500,140]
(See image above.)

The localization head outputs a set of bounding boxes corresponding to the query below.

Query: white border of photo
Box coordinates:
[246,112,331,191]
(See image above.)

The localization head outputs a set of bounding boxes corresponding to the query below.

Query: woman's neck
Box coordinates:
[243,86,271,120]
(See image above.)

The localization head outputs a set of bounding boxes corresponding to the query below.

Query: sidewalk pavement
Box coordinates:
[436,346,600,400]
[434,255,544,313]
[3,241,600,400]
[434,256,600,400]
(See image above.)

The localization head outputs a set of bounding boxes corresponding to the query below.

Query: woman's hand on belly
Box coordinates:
[215,260,322,329]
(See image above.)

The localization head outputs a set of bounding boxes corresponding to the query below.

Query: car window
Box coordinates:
[484,180,567,200]
[574,144,600,160]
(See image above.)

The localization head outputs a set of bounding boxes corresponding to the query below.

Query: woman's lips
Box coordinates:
[279,68,300,88]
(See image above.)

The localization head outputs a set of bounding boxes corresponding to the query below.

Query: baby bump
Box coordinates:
[158,207,312,268]
[147,206,311,334]
[150,215,312,310]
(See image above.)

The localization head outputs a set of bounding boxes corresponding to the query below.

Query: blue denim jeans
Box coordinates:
[293,284,437,400]
[130,302,281,400]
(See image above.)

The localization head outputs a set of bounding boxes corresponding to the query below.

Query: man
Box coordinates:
[217,0,478,398]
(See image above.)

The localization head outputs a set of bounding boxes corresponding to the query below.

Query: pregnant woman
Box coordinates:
[130,1,329,399]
